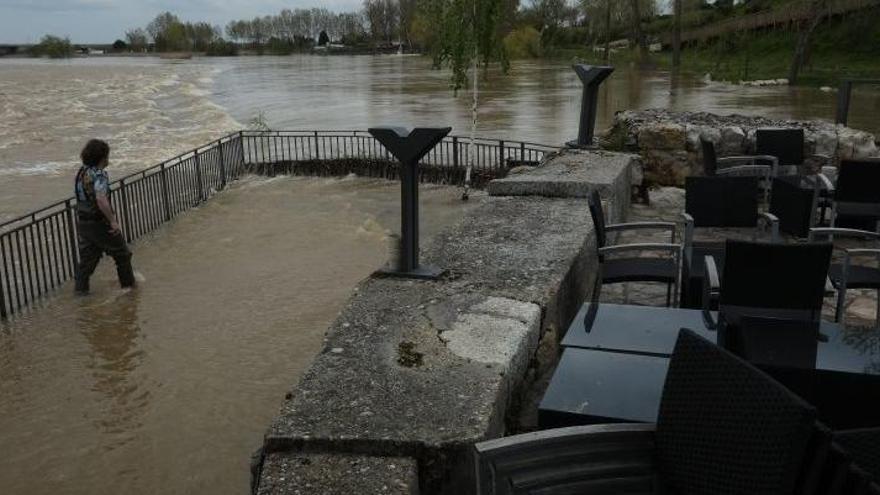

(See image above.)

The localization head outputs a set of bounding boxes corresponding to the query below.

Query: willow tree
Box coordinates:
[430,0,509,200]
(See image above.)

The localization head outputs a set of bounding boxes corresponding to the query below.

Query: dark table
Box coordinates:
[541,303,880,430]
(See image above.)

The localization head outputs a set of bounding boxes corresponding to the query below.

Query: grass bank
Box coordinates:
[555,6,880,87]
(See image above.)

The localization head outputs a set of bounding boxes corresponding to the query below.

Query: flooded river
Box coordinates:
[0,176,481,495]
[2,55,880,221]
[0,55,879,494]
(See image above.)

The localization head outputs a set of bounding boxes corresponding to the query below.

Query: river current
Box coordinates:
[0,55,878,494]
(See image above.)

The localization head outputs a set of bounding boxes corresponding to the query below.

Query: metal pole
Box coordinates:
[453,136,460,169]
[64,199,77,276]
[314,131,321,160]
[217,139,227,189]
[369,127,451,280]
[160,164,172,221]
[568,65,615,149]
[836,80,853,126]
[0,239,6,319]
[119,180,132,243]
[400,158,418,272]
[194,150,204,203]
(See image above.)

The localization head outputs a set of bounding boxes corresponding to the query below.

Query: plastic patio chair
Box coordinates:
[588,189,682,307]
[474,329,821,495]
[809,227,880,326]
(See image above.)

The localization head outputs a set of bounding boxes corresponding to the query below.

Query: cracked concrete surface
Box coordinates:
[256,151,638,494]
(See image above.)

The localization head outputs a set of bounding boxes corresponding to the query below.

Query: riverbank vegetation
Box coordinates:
[29,35,73,58]
[25,0,874,89]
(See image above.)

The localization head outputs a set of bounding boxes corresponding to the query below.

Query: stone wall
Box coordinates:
[602,109,879,186]
[253,149,638,494]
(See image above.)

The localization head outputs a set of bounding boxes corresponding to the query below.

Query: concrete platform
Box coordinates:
[257,151,639,494]
[257,453,418,495]
[488,149,635,199]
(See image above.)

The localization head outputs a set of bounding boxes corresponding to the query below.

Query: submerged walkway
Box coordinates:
[0,176,482,495]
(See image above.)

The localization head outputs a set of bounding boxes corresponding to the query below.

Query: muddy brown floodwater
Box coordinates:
[0,176,483,495]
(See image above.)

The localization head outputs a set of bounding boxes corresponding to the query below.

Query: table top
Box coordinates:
[561,303,717,356]
[561,303,880,375]
[538,348,668,425]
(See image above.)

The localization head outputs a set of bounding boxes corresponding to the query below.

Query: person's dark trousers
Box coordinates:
[75,220,135,293]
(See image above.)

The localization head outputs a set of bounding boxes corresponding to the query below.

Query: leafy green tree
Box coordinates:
[32,35,73,58]
[430,0,509,199]
[125,28,148,52]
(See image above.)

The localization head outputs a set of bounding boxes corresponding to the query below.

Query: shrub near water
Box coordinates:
[31,35,73,59]
[504,26,542,59]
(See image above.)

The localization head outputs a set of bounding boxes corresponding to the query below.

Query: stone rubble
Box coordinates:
[602,109,879,186]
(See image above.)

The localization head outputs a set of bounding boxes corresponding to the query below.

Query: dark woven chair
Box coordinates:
[679,176,779,308]
[756,128,806,174]
[769,174,834,238]
[588,189,681,307]
[701,137,777,202]
[474,329,819,495]
[831,159,880,232]
[809,227,880,326]
[702,239,832,329]
[834,428,880,483]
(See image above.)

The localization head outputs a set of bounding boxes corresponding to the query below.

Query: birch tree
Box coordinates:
[430,0,509,200]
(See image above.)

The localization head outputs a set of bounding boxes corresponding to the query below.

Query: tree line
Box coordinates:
[112,1,680,57]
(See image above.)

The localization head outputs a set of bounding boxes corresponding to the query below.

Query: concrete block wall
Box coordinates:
[253,149,639,494]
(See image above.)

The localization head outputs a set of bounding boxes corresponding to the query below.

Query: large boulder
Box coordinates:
[637,123,686,151]
[838,126,879,159]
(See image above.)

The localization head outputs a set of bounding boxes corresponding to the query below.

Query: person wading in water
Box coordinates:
[74,139,136,294]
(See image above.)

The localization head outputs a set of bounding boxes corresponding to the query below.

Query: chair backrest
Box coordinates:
[685,176,760,227]
[656,329,817,495]
[836,160,880,228]
[588,189,606,249]
[725,315,819,370]
[769,175,820,238]
[837,159,880,204]
[720,239,832,313]
[700,137,718,176]
[833,427,880,483]
[757,128,805,166]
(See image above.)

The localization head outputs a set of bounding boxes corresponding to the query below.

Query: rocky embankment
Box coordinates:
[602,109,879,186]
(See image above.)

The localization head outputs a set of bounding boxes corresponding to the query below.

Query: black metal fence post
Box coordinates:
[119,180,132,243]
[499,140,506,170]
[194,150,204,204]
[160,164,172,222]
[238,131,246,171]
[314,131,321,160]
[0,252,6,319]
[836,81,854,126]
[453,136,460,169]
[369,127,451,280]
[64,200,77,276]
[217,139,227,189]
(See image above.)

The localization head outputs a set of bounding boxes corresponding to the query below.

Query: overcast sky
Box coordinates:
[0,0,365,44]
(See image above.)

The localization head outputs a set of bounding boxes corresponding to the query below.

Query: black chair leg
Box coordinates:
[666,283,672,308]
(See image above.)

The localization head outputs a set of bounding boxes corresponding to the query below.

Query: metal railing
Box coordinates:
[239,130,556,184]
[0,130,557,319]
[0,132,246,319]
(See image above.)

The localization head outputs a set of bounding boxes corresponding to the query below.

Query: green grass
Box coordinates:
[552,7,880,87]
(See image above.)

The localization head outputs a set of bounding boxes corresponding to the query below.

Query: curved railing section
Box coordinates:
[0,130,559,319]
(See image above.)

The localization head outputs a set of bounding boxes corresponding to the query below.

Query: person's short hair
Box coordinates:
[80,139,110,168]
